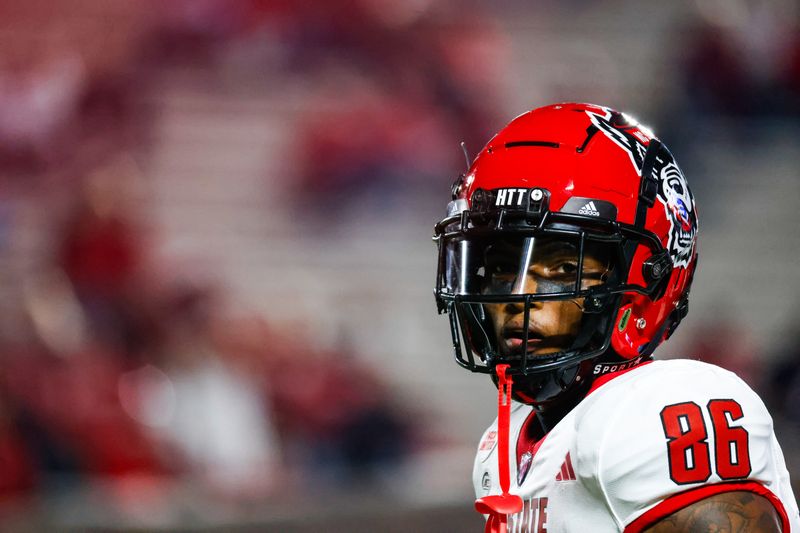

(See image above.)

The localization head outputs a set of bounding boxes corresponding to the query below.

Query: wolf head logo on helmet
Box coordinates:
[657,161,697,268]
[433,103,699,410]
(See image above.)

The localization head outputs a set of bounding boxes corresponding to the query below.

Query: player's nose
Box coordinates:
[503,276,543,314]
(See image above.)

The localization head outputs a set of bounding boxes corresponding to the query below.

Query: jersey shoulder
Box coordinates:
[576,359,766,428]
[572,359,795,528]
[574,359,772,460]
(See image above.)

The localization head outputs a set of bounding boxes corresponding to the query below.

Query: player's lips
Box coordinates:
[502,328,544,352]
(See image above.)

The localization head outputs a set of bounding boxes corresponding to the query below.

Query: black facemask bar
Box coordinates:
[434,207,671,376]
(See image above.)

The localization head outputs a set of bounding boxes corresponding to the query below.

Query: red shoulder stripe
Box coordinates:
[623,481,790,533]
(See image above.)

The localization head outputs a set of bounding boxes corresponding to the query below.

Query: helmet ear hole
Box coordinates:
[642,250,671,282]
[642,251,673,297]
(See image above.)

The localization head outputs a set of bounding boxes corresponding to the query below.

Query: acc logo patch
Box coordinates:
[481,471,492,494]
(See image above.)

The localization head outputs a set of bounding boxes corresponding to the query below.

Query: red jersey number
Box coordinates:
[660,400,751,485]
[708,399,752,479]
[660,402,711,484]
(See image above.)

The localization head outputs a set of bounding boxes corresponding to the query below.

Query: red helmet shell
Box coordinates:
[456,103,698,358]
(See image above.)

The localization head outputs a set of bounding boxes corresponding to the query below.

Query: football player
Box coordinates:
[433,103,799,532]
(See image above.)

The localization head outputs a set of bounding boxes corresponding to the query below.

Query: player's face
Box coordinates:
[482,238,610,357]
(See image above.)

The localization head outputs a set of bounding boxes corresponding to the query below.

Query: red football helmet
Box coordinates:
[434,103,698,407]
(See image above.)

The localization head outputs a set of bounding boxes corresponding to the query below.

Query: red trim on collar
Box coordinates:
[623,481,791,533]
[516,410,548,466]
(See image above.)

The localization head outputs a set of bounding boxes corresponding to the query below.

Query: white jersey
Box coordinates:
[473,360,800,532]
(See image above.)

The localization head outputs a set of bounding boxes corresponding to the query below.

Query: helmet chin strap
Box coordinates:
[474,364,523,532]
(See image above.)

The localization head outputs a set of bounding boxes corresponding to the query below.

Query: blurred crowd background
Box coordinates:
[0,0,798,531]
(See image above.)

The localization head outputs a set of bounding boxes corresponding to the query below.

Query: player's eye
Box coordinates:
[555,262,577,275]
[537,260,579,281]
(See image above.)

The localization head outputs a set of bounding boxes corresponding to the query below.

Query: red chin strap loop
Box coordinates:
[474,364,523,533]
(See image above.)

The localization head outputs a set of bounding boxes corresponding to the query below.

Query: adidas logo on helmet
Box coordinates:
[578,201,600,216]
